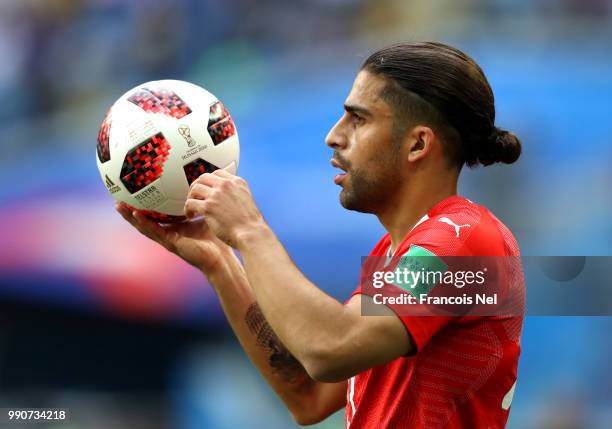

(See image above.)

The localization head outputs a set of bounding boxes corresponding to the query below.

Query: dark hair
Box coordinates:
[362,42,521,168]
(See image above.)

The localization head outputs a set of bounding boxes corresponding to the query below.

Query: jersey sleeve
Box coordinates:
[403,220,478,351]
[352,220,472,353]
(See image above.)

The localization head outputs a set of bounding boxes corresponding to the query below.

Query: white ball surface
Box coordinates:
[96,79,240,222]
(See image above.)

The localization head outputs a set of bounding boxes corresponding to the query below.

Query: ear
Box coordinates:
[406,125,435,163]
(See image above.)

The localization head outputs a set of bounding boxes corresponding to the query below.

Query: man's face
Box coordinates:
[326,70,404,214]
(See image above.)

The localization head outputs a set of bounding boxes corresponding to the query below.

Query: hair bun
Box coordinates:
[478,127,522,166]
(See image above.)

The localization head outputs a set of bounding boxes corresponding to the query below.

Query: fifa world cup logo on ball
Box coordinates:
[178,124,196,147]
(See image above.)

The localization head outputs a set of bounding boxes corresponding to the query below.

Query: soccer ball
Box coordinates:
[96,80,239,222]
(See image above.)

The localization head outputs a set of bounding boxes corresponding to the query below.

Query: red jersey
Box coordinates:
[346,195,524,429]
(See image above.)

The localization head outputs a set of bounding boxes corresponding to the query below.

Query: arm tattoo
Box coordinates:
[245,302,309,385]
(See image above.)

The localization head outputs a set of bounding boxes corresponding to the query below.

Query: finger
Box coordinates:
[116,202,142,227]
[162,216,209,234]
[131,210,172,243]
[214,169,247,188]
[191,172,223,188]
[116,201,134,219]
[116,202,168,243]
[212,168,234,178]
[185,198,209,220]
[188,183,213,200]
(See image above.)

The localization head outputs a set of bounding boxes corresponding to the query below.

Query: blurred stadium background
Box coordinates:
[1,0,611,428]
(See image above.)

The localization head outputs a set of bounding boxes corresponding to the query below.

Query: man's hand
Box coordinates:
[185,170,266,248]
[115,202,231,275]
[117,190,348,425]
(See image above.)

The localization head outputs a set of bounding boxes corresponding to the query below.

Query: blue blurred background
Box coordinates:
[1,0,611,428]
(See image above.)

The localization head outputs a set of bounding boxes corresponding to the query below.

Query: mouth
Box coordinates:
[330,158,348,185]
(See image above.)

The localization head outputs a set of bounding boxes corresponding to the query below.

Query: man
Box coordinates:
[117,42,523,428]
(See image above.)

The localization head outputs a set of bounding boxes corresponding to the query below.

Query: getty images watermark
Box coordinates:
[371,267,492,306]
[360,253,611,316]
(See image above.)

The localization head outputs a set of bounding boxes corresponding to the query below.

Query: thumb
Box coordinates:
[116,202,173,246]
[131,210,174,244]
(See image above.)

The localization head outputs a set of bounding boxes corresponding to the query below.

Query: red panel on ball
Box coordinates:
[183,158,220,185]
[96,109,112,163]
[128,87,192,119]
[141,210,186,223]
[207,101,235,145]
[120,133,171,194]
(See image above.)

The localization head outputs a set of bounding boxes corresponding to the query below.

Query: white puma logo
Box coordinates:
[438,217,471,238]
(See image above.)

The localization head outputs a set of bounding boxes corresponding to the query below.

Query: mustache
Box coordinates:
[333,153,351,170]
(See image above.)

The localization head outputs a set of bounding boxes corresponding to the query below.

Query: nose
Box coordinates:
[325,117,347,150]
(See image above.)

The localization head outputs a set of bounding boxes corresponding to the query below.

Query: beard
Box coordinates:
[339,158,401,214]
[334,135,404,214]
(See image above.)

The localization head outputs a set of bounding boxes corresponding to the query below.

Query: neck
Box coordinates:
[377,178,457,253]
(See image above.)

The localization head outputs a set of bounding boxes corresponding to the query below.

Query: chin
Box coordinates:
[338,189,354,210]
[339,190,376,214]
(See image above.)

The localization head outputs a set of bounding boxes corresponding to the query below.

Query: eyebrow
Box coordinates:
[344,103,372,117]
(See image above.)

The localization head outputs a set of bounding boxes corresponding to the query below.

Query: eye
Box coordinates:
[351,113,365,126]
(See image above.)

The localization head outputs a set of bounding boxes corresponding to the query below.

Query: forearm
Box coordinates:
[236,225,357,376]
[206,249,341,422]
